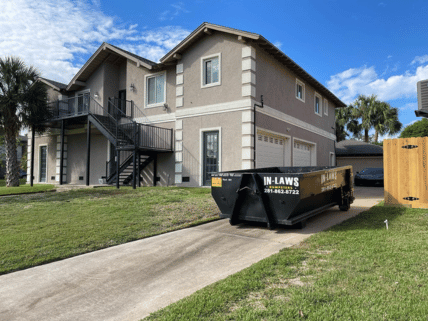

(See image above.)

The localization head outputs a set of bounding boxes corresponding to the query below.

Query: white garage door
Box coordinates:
[256,132,288,168]
[293,141,311,166]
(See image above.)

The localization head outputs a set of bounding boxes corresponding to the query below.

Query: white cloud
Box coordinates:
[411,55,428,65]
[0,0,190,84]
[159,2,189,21]
[327,64,428,104]
[273,41,283,49]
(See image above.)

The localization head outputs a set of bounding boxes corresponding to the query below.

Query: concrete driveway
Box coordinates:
[0,187,383,321]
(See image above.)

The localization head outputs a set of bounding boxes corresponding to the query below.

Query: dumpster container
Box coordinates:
[211,166,354,229]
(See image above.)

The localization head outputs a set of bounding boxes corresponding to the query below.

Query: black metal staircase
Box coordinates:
[46,94,173,188]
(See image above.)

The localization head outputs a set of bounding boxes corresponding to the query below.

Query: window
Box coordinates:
[314,93,322,116]
[201,53,221,88]
[324,99,329,115]
[145,71,166,107]
[39,145,47,182]
[296,79,305,102]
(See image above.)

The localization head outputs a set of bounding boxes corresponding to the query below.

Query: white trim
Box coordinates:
[38,144,48,183]
[296,78,305,103]
[176,63,183,74]
[199,127,222,186]
[314,92,322,117]
[324,98,329,116]
[144,70,167,108]
[201,52,221,88]
[242,46,256,59]
[292,137,317,166]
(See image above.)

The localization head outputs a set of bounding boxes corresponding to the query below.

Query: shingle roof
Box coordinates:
[39,78,67,90]
[336,140,383,157]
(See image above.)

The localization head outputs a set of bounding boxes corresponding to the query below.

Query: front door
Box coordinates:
[39,146,47,182]
[203,131,219,186]
[118,90,126,115]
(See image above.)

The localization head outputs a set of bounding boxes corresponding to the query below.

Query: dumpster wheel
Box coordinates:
[339,197,351,211]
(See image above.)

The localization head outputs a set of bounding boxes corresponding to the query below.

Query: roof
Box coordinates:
[66,42,158,91]
[38,78,67,91]
[160,22,346,107]
[336,140,383,157]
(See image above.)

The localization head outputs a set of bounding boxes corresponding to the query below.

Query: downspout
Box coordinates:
[253,95,264,169]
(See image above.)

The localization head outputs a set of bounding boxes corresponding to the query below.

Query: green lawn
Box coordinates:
[0,180,55,196]
[0,187,219,275]
[145,203,428,320]
[0,178,27,187]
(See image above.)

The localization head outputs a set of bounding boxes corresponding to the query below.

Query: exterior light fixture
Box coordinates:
[130,83,135,92]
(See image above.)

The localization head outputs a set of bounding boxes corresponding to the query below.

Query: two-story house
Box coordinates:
[28,22,345,187]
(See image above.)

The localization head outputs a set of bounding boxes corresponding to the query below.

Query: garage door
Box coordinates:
[256,131,288,168]
[293,141,311,166]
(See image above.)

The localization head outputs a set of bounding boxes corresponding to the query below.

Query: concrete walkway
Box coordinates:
[0,187,383,321]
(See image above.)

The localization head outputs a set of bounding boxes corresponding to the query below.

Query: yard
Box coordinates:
[145,203,428,320]
[0,187,219,275]
[0,179,55,195]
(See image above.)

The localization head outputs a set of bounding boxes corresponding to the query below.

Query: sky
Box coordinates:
[2,0,428,141]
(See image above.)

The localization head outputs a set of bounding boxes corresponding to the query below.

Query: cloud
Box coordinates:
[0,0,190,85]
[159,2,189,21]
[327,64,428,104]
[411,55,428,65]
[273,41,283,49]
[378,2,386,7]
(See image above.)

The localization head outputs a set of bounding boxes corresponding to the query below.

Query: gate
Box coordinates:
[384,137,428,208]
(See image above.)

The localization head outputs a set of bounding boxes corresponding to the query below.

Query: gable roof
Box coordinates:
[66,42,157,91]
[161,22,346,108]
[38,78,68,91]
[336,140,383,157]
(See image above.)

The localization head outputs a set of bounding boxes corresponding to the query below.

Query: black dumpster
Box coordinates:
[211,166,354,229]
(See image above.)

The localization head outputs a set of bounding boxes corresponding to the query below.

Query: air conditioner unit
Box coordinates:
[415,79,428,117]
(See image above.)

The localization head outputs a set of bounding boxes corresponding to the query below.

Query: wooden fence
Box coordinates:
[384,137,428,208]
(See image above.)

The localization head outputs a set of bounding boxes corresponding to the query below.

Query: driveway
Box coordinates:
[0,187,383,321]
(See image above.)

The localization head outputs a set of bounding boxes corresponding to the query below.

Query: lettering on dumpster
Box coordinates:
[262,176,300,195]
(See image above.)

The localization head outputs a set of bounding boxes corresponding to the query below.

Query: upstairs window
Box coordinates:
[296,79,305,102]
[201,53,221,88]
[146,71,166,107]
[314,92,322,116]
[324,99,329,115]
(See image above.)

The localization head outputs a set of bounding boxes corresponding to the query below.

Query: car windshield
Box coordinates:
[360,168,383,175]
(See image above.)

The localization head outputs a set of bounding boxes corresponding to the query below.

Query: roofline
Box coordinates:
[37,78,63,91]
[160,22,346,107]
[66,43,155,91]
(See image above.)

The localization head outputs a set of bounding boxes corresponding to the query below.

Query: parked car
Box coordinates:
[19,169,27,179]
[354,168,384,186]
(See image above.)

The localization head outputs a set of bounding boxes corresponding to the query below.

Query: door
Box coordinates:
[77,92,89,114]
[203,131,219,186]
[293,141,311,166]
[39,146,47,182]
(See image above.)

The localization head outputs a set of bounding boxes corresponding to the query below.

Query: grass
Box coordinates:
[0,180,55,196]
[144,203,428,320]
[0,187,219,275]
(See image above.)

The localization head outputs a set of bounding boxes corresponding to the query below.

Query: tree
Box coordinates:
[0,57,49,187]
[348,94,402,143]
[399,118,428,138]
[335,106,352,142]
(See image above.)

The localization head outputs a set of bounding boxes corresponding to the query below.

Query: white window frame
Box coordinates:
[199,127,222,186]
[144,70,167,108]
[295,78,305,102]
[314,92,322,117]
[39,144,48,183]
[324,98,329,116]
[201,53,221,88]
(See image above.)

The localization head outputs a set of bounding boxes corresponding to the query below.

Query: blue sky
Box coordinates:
[2,0,428,140]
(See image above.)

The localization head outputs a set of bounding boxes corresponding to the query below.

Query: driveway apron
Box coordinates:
[0,187,383,321]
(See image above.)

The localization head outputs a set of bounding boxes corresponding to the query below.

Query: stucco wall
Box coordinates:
[257,113,335,166]
[255,45,336,135]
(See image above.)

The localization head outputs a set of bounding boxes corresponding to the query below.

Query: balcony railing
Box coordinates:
[46,93,103,120]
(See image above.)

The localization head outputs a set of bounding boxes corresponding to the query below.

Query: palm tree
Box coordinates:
[335,106,353,142]
[371,102,402,143]
[0,57,48,187]
[349,94,377,143]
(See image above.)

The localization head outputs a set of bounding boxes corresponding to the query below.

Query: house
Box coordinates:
[335,140,383,177]
[28,22,345,187]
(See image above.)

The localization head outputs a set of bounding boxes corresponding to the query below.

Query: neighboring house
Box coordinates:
[336,140,383,177]
[0,135,28,179]
[28,22,345,187]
